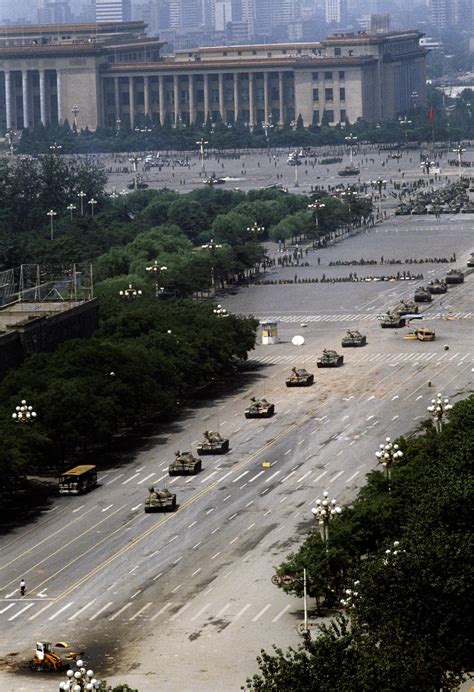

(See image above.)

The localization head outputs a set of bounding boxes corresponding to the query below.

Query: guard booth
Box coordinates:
[261,321,278,345]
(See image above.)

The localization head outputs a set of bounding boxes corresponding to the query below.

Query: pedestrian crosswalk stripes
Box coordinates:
[249,351,472,366]
[257,312,473,323]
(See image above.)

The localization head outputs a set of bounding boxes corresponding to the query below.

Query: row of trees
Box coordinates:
[246,396,474,690]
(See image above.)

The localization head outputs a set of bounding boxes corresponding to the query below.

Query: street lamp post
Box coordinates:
[88,198,97,218]
[452,144,466,179]
[375,436,403,488]
[12,398,36,423]
[345,133,358,166]
[78,190,87,216]
[71,104,79,131]
[427,393,452,433]
[196,138,209,175]
[311,491,342,548]
[66,203,77,220]
[59,658,101,690]
[46,209,57,240]
[146,260,168,298]
[119,283,143,299]
[201,239,222,291]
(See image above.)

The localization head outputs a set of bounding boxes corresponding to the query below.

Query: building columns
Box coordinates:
[263,71,269,124]
[248,72,255,127]
[21,70,30,129]
[56,70,62,124]
[218,73,225,122]
[129,76,135,128]
[203,73,209,121]
[144,76,150,119]
[158,75,165,125]
[233,73,239,122]
[39,69,47,126]
[114,77,120,124]
[173,74,179,125]
[278,71,285,126]
[188,74,195,125]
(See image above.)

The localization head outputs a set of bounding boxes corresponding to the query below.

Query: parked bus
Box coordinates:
[58,465,98,495]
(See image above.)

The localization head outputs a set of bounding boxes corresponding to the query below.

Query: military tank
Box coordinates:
[317,349,344,367]
[396,300,419,316]
[380,311,406,328]
[196,431,229,455]
[285,367,314,387]
[414,286,433,303]
[427,279,447,294]
[341,330,367,347]
[144,486,177,513]
[244,397,275,418]
[169,450,202,476]
[445,269,464,284]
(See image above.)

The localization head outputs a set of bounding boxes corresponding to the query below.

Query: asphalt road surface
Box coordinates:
[0,214,473,692]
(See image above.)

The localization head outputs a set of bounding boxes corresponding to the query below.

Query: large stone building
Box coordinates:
[0,21,427,131]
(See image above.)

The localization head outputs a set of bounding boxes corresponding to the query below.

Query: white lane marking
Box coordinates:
[150,602,173,621]
[297,470,311,482]
[210,552,221,560]
[28,602,53,620]
[313,470,328,483]
[329,470,344,484]
[89,602,113,621]
[168,601,192,622]
[68,599,96,620]
[272,604,291,622]
[48,602,74,620]
[265,470,281,483]
[231,603,252,623]
[106,473,124,485]
[201,471,218,483]
[129,603,153,620]
[252,604,272,622]
[191,603,211,621]
[8,603,34,620]
[72,505,85,513]
[233,470,249,483]
[122,473,140,485]
[192,568,201,577]
[249,470,265,483]
[188,521,197,528]
[216,603,231,618]
[137,472,155,485]
[101,504,113,512]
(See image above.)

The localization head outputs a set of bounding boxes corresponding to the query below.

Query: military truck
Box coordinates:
[285,367,314,387]
[445,269,464,284]
[317,349,344,367]
[196,431,229,455]
[396,300,419,316]
[244,397,275,418]
[169,451,202,476]
[341,330,367,347]
[414,286,433,303]
[144,486,177,513]
[380,311,406,328]
[427,279,447,294]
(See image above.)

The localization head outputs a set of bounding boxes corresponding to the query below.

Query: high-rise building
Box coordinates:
[96,0,132,23]
[325,0,347,23]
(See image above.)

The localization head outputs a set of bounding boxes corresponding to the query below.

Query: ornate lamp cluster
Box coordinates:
[12,399,36,423]
[59,659,101,691]
[427,393,452,433]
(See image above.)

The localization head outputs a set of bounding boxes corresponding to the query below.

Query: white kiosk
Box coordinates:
[261,321,279,345]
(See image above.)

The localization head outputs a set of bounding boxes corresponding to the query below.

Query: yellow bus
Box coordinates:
[58,465,98,495]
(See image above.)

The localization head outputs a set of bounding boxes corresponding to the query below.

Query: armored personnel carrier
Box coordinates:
[244,397,275,418]
[169,451,202,476]
[414,286,433,303]
[380,311,406,328]
[341,330,367,347]
[396,300,418,316]
[317,349,344,367]
[427,279,447,294]
[144,486,177,513]
[196,431,229,455]
[285,367,314,387]
[445,269,464,284]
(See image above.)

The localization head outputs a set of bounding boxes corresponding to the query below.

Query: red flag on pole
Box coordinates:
[429,106,435,124]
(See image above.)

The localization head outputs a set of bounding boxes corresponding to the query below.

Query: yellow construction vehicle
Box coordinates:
[31,641,80,672]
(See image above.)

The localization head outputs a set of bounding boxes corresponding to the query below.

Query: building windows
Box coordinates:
[340,109,346,122]
[326,109,334,123]
[325,88,333,102]
[339,87,345,101]
[313,87,319,102]
[324,71,333,80]
[312,71,319,79]
[335,47,341,56]
[339,71,345,79]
